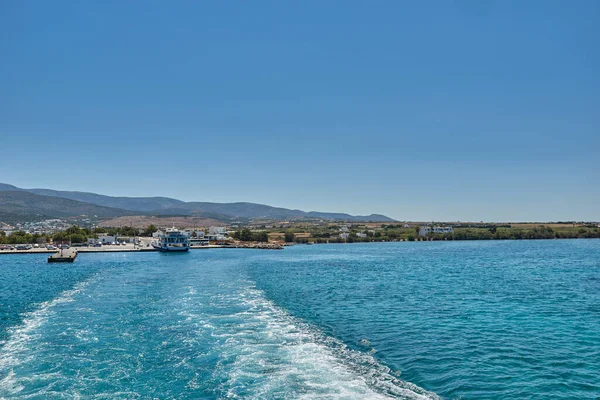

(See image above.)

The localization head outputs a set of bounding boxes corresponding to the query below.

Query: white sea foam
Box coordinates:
[0,279,93,397]
[207,284,440,400]
[1,273,439,399]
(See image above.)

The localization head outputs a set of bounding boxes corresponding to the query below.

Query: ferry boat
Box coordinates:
[152,228,189,252]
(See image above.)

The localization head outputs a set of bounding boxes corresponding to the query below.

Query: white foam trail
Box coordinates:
[0,279,94,397]
[209,285,439,400]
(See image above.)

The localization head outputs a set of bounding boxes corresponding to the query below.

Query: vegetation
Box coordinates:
[143,225,158,236]
[0,231,51,245]
[0,224,148,245]
[93,226,137,237]
[232,228,268,242]
[1,223,598,246]
[284,231,295,243]
[258,224,600,244]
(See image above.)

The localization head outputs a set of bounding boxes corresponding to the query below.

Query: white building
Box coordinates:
[187,230,205,238]
[356,232,367,238]
[98,235,117,244]
[208,226,228,240]
[189,237,210,246]
[209,226,227,235]
[419,226,454,237]
[339,232,350,240]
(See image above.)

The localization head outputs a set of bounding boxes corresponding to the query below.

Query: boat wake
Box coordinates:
[0,278,95,397]
[0,269,438,399]
[195,283,439,399]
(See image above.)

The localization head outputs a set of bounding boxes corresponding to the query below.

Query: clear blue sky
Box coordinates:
[1,1,598,221]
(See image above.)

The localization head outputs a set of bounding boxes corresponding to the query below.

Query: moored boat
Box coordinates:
[152,228,189,252]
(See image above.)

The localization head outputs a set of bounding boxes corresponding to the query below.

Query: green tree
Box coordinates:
[66,225,84,235]
[53,232,70,243]
[234,228,253,241]
[118,226,136,237]
[284,231,295,243]
[142,225,158,237]
[253,232,268,242]
[70,233,86,244]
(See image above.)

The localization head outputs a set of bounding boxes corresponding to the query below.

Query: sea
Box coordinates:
[0,240,598,399]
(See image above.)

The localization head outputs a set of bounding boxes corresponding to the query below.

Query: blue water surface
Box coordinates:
[0,240,599,399]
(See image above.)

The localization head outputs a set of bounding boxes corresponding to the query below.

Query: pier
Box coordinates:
[48,248,78,263]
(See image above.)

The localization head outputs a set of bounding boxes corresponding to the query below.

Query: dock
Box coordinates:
[48,248,78,263]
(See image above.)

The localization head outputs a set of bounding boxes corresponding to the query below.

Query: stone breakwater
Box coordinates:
[227,243,284,250]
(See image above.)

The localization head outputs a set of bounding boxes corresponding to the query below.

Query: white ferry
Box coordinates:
[152,228,189,252]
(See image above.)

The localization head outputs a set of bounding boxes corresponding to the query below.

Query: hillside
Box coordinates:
[97,215,225,229]
[183,202,394,222]
[0,183,396,222]
[27,189,185,212]
[0,191,131,219]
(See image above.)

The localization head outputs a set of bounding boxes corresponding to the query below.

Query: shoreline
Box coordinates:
[1,237,597,256]
[0,244,224,255]
[0,242,287,255]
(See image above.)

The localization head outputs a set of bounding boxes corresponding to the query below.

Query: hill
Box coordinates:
[0,183,396,222]
[26,188,185,212]
[0,191,131,220]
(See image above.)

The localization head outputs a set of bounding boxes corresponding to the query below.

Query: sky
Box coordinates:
[1,1,598,221]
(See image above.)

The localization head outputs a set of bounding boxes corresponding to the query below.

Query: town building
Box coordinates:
[419,226,454,237]
[267,232,286,241]
[207,226,228,241]
[209,226,227,235]
[98,235,117,244]
[187,230,205,238]
[189,237,209,246]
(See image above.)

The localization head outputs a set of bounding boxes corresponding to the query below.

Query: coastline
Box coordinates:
[2,237,598,256]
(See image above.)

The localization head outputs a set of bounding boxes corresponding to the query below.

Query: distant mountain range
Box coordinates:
[0,183,395,223]
[0,190,130,222]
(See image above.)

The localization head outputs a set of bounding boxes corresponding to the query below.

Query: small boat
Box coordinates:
[152,228,189,252]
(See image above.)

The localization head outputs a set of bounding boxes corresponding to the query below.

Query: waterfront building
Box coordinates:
[209,226,227,235]
[98,235,117,244]
[208,226,228,240]
[419,226,454,237]
[188,230,205,238]
[189,237,209,246]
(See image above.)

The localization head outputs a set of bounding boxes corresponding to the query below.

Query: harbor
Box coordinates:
[0,239,284,256]
[0,244,222,255]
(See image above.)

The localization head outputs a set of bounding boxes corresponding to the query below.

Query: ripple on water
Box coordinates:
[1,241,599,399]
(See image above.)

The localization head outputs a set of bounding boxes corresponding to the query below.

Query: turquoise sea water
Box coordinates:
[0,240,599,399]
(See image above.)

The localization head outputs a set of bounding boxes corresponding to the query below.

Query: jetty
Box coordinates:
[48,248,78,263]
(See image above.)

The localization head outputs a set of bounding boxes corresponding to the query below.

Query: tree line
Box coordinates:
[0,224,162,245]
[232,229,268,242]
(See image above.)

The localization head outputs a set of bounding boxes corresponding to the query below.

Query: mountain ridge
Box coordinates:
[0,191,131,220]
[0,183,396,222]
